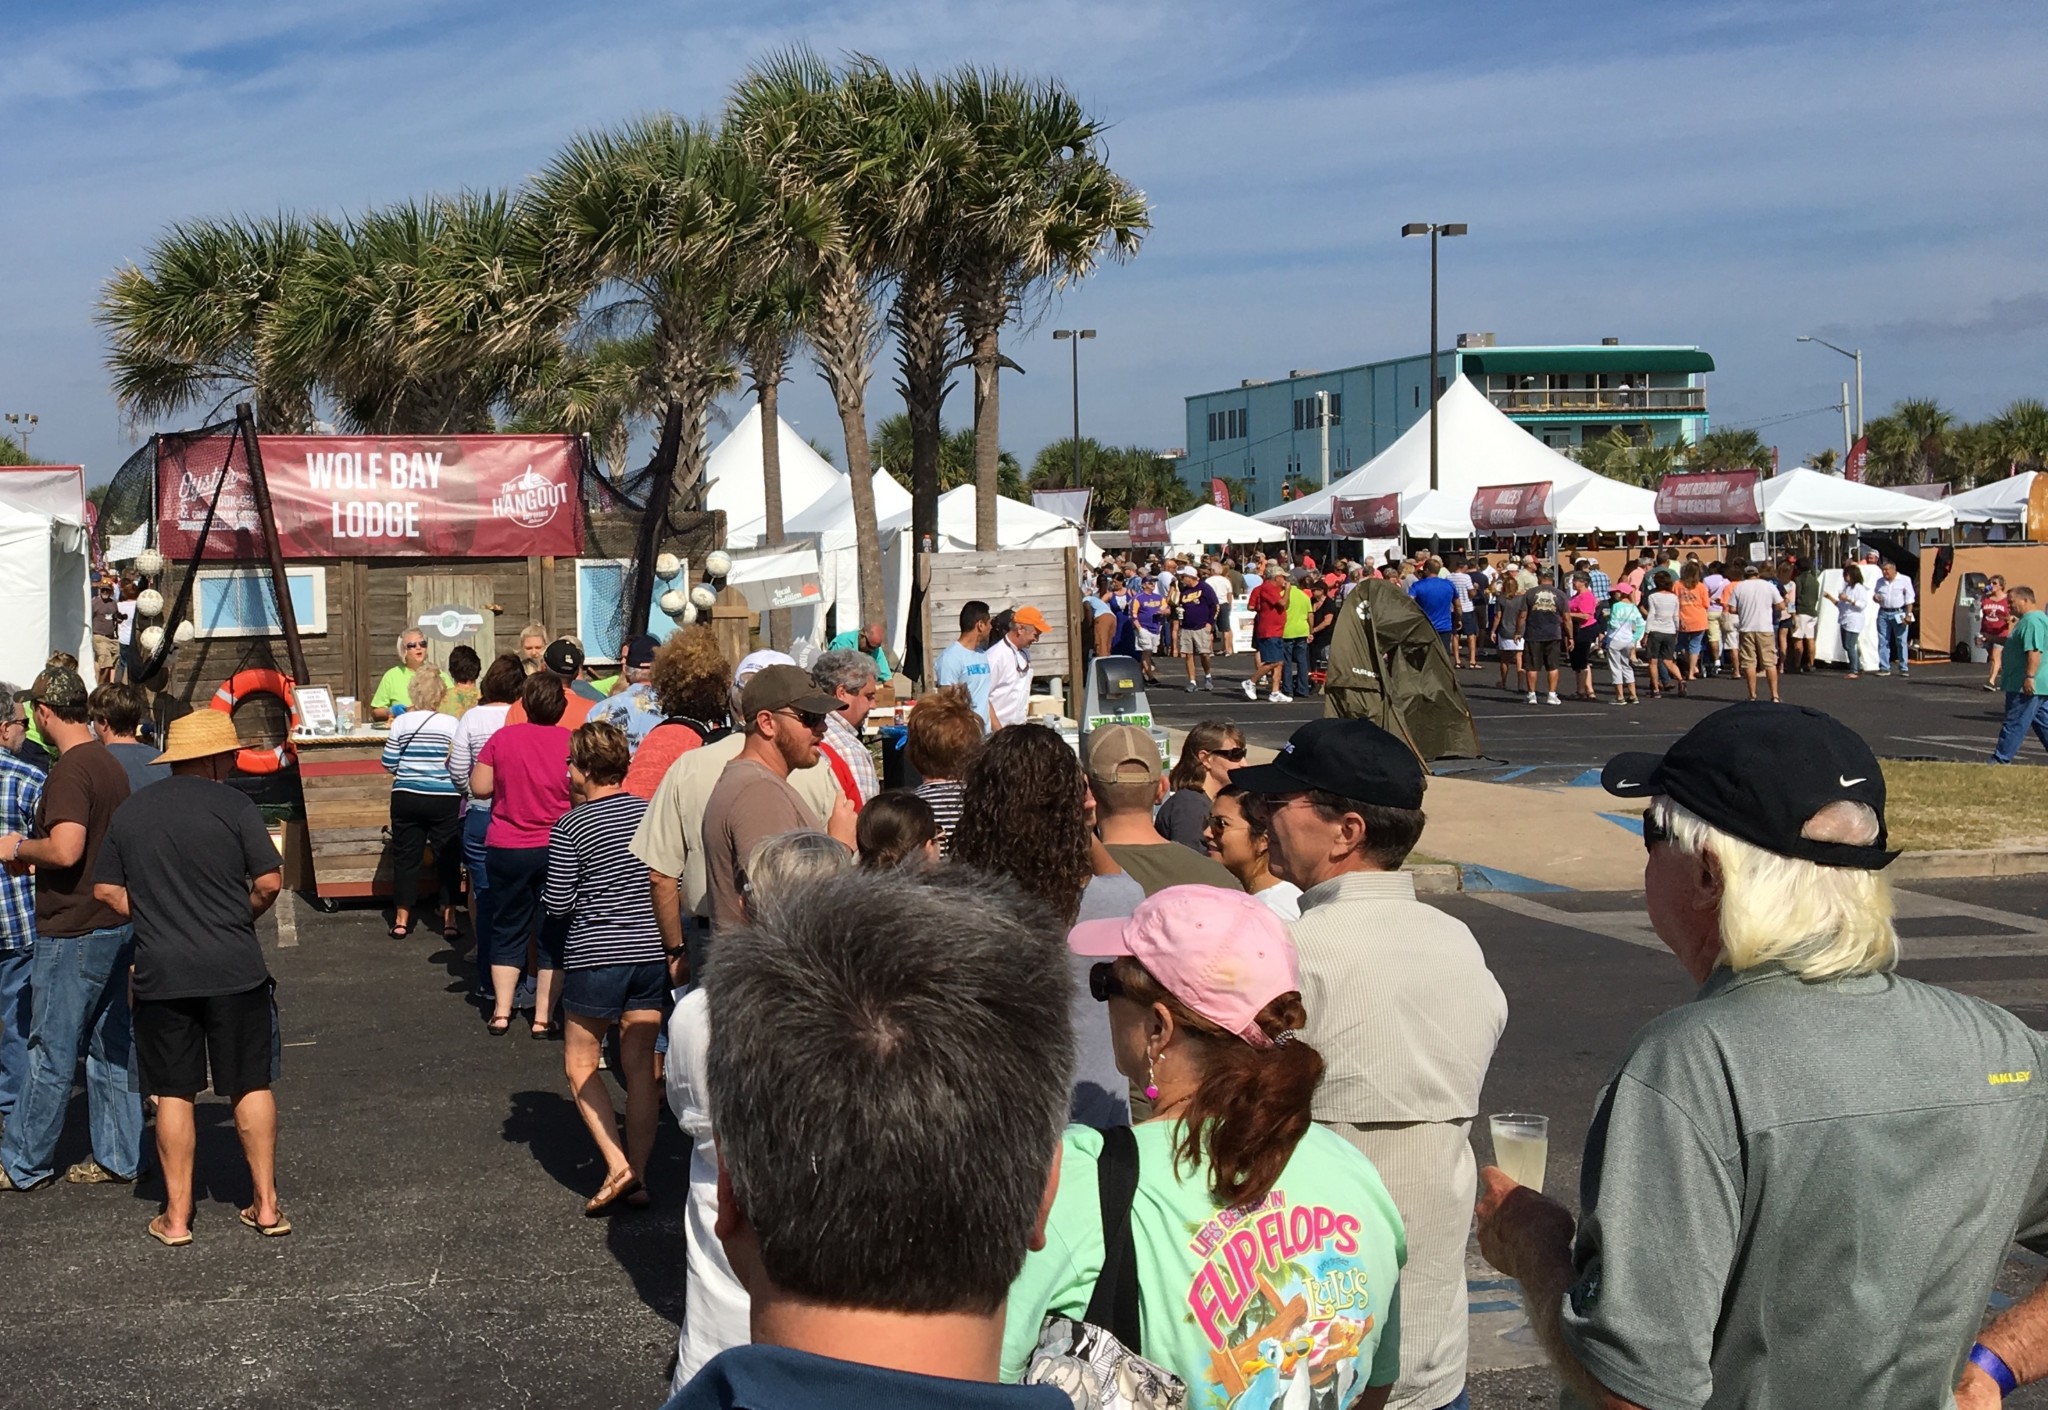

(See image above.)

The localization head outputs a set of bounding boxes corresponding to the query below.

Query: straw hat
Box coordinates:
[154,711,244,766]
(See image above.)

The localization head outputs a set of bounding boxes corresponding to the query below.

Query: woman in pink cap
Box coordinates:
[1003,885,1407,1410]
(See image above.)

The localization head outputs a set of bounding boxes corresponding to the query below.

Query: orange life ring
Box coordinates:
[210,669,300,774]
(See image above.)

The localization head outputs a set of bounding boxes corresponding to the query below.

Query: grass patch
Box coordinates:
[1882,760,2048,853]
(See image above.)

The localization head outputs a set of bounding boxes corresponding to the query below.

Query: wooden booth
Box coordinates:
[144,430,718,905]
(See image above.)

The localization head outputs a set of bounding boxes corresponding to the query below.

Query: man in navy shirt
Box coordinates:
[664,868,1073,1410]
[1410,558,1460,653]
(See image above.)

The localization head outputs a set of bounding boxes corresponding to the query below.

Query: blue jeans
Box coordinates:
[0,924,142,1185]
[1993,691,2048,763]
[1285,637,1312,696]
[1432,1391,1470,1410]
[1876,609,1909,673]
[0,945,32,1119]
[1841,628,1862,674]
[462,807,494,995]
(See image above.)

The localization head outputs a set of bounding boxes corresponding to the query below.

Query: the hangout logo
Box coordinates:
[491,465,568,529]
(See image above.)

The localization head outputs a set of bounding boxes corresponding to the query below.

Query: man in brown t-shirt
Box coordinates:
[0,665,139,1190]
[701,665,856,933]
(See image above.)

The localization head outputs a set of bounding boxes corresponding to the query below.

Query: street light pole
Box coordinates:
[1402,223,1467,491]
[1797,336,1863,437]
[3,412,37,457]
[1053,329,1096,488]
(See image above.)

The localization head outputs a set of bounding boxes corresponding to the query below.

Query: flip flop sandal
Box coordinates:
[240,1206,293,1237]
[147,1214,193,1247]
[585,1172,643,1217]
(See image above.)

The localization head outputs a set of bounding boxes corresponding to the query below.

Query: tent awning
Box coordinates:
[1460,348,1714,376]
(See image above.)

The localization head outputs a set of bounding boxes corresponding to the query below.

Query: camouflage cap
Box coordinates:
[28,665,89,711]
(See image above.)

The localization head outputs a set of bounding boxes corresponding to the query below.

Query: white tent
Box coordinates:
[1753,468,1956,533]
[780,469,914,650]
[1253,376,1658,536]
[883,484,1083,554]
[1166,502,1289,549]
[0,502,94,688]
[710,405,847,547]
[1948,471,2036,526]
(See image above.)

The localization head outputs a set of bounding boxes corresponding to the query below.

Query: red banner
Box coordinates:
[1844,436,1869,484]
[1129,506,1170,545]
[1209,478,1231,511]
[1331,494,1399,538]
[1470,481,1553,532]
[1654,470,1760,527]
[158,435,586,560]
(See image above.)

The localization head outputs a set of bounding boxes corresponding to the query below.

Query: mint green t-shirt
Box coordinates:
[2000,609,2048,694]
[1001,1121,1406,1409]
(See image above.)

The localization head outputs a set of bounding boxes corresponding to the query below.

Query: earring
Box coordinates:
[1144,1053,1160,1103]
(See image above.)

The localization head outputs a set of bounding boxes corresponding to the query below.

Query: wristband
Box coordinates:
[1970,1343,2018,1398]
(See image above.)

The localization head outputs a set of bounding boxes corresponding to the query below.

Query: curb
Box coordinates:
[1407,863,1464,894]
[1890,848,2048,881]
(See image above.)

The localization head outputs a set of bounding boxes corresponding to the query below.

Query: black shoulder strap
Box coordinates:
[1084,1125,1143,1352]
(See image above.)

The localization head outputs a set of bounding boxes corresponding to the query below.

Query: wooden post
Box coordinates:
[1064,546,1083,710]
[710,584,757,666]
[235,404,310,684]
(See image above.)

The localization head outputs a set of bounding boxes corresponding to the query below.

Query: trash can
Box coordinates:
[1951,571,1990,663]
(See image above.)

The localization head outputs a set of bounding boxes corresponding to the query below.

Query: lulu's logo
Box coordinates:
[491,466,568,529]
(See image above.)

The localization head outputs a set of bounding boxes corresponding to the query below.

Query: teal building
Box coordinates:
[1176,339,1713,514]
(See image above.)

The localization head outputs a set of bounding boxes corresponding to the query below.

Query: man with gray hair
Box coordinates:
[1477,703,2048,1410]
[810,649,880,808]
[661,867,1073,1409]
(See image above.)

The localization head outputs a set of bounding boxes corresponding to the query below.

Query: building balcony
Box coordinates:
[1487,386,1705,415]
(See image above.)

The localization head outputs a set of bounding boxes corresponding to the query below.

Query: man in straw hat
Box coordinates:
[92,710,289,1246]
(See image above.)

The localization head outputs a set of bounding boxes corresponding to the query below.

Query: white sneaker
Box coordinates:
[1546,692,1561,706]
[1269,692,1292,704]
[1240,679,1257,701]
[1526,691,1538,704]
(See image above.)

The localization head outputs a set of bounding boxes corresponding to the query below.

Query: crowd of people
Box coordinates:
[10,556,2048,1409]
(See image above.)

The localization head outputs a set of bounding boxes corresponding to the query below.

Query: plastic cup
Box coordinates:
[1490,1112,1550,1193]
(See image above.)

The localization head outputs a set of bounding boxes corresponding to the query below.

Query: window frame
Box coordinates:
[189,566,328,639]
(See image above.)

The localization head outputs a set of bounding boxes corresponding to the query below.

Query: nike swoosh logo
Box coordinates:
[1840,775,1867,787]
[1614,780,1637,789]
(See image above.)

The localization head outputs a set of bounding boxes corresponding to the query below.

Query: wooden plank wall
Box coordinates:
[918,548,1083,701]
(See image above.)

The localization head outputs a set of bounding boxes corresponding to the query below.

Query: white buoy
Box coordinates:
[658,589,686,615]
[136,588,165,618]
[172,620,195,645]
[138,625,165,656]
[655,552,682,579]
[134,548,166,578]
[689,584,718,610]
[679,602,699,625]
[704,550,732,578]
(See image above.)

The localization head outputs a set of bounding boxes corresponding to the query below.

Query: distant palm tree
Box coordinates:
[1682,427,1773,473]
[1863,398,1955,485]
[98,213,317,430]
[1803,447,1840,473]
[1988,398,2048,474]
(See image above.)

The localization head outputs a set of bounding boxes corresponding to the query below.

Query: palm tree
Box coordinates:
[948,68,1149,549]
[1863,398,1955,485]
[1988,399,2048,475]
[1682,427,1773,473]
[506,334,662,481]
[727,50,892,625]
[1803,447,1840,473]
[97,213,317,430]
[1030,438,1188,527]
[873,412,1023,495]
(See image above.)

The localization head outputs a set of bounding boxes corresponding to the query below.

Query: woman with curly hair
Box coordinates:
[623,627,734,800]
[951,722,1140,1127]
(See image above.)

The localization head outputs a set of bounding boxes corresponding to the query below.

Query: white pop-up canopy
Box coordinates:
[1254,376,1659,536]
[1753,468,1957,533]
[882,483,1084,554]
[710,405,848,546]
[1166,502,1289,548]
[0,502,94,688]
[1947,471,2036,526]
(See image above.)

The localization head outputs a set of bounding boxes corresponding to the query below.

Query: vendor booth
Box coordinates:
[0,500,95,688]
[1165,502,1289,553]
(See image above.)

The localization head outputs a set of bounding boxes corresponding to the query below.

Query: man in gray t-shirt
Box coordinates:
[1477,705,2048,1410]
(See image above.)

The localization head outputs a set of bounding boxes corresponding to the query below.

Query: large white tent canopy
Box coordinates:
[881,483,1084,554]
[1253,376,1658,536]
[0,502,94,688]
[1166,502,1289,548]
[1753,468,1957,533]
[712,405,850,548]
[1947,471,2036,526]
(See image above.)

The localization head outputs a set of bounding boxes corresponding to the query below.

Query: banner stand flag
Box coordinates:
[1331,494,1399,538]
[1129,506,1170,546]
[1209,478,1231,511]
[1469,482,1554,534]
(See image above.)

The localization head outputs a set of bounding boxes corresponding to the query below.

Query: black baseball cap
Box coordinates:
[1231,717,1426,811]
[1602,703,1898,870]
[543,639,585,677]
[622,634,660,670]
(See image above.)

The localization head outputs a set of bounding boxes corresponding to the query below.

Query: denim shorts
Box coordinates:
[561,961,670,1021]
[1256,637,1286,664]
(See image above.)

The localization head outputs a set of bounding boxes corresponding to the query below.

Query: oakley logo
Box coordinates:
[1839,775,1868,787]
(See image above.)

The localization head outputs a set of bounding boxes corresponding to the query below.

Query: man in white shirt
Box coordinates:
[1204,562,1236,654]
[985,605,1049,728]
[1872,559,1918,678]
[1729,564,1784,704]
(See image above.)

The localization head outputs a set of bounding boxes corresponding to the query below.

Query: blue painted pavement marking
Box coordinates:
[1569,768,1604,787]
[1460,864,1573,894]
[1599,811,1646,835]
[1493,766,1539,782]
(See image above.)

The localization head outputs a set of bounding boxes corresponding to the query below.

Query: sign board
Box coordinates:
[1209,478,1231,511]
[1331,494,1399,538]
[1469,481,1554,533]
[1031,489,1092,527]
[726,545,824,614]
[1654,470,1761,528]
[158,434,586,560]
[1129,507,1170,546]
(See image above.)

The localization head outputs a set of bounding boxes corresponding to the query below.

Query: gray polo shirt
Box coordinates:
[1561,963,2048,1410]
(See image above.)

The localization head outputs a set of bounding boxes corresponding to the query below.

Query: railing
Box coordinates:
[1487,386,1706,414]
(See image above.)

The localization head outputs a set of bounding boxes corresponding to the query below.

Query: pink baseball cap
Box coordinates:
[1067,886,1298,1048]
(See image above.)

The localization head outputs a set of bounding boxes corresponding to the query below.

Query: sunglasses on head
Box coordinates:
[1641,808,1670,851]
[1088,962,1125,1003]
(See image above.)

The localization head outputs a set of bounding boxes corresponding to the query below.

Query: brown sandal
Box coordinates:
[146,1213,193,1247]
[585,1169,643,1217]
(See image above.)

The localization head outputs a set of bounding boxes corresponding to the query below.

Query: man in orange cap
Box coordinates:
[986,605,1050,729]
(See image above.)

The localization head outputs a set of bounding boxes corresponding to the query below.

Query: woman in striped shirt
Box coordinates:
[380,667,462,939]
[544,720,665,1215]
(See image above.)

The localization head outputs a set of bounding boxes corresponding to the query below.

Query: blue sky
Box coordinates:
[3,0,2043,483]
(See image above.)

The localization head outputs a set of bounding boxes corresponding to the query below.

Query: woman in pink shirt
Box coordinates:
[1566,572,1601,701]
[470,673,574,1036]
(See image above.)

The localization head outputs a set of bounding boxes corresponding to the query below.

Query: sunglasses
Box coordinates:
[777,708,830,731]
[1088,962,1125,1003]
[1641,808,1670,851]
[1207,746,1249,762]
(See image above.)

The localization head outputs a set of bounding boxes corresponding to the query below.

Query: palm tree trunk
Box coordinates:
[813,264,886,634]
[970,321,1003,551]
[757,360,791,650]
[893,268,952,563]
[626,401,687,646]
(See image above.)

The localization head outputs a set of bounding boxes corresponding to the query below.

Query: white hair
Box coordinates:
[1654,796,1898,981]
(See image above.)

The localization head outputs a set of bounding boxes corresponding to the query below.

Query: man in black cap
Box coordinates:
[699,665,856,935]
[1476,703,2048,1410]
[1236,717,1506,1410]
[588,633,664,750]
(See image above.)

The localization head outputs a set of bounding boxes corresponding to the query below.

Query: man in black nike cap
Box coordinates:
[1476,702,2048,1410]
